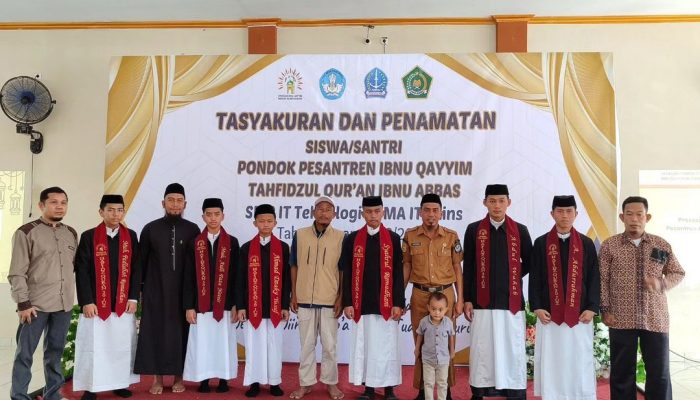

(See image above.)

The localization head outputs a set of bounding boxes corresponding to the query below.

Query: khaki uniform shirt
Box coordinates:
[403,225,463,285]
[8,218,78,312]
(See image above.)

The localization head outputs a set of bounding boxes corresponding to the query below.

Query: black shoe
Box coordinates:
[81,392,97,400]
[384,387,398,400]
[414,389,425,400]
[216,379,230,393]
[358,387,376,400]
[198,379,211,393]
[112,388,133,398]
[471,396,483,400]
[270,385,284,396]
[446,388,451,400]
[246,383,261,397]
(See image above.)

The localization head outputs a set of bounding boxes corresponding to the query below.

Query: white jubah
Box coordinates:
[183,310,238,381]
[349,314,402,388]
[243,318,284,385]
[534,320,596,400]
[73,312,139,392]
[469,309,526,391]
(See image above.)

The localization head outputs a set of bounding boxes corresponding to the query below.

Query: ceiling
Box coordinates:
[2,0,700,23]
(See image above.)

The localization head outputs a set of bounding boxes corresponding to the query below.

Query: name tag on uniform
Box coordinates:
[411,242,421,247]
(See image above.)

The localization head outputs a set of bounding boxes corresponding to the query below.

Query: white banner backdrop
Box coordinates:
[125,54,593,365]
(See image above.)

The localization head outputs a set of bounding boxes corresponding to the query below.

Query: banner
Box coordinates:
[114,53,617,364]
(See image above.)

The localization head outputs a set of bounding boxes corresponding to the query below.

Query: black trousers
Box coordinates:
[609,328,671,400]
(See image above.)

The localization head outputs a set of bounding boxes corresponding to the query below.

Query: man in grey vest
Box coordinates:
[289,196,345,400]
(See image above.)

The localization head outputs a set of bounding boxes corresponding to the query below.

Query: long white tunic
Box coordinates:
[243,318,284,386]
[534,320,596,400]
[183,310,239,381]
[73,313,140,392]
[348,314,402,388]
[469,309,526,390]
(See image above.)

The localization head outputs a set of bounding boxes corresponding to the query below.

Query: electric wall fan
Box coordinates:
[0,75,56,154]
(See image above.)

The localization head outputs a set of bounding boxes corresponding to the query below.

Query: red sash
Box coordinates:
[546,227,584,327]
[476,215,522,314]
[194,228,232,322]
[93,223,132,320]
[351,224,393,322]
[248,235,283,329]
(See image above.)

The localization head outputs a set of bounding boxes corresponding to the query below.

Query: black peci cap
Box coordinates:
[552,195,577,210]
[362,196,383,207]
[485,184,509,197]
[100,194,124,208]
[202,198,224,211]
[254,204,276,217]
[420,193,442,206]
[164,183,185,198]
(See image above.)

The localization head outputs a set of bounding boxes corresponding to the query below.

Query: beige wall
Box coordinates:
[0,20,698,319]
[529,22,700,202]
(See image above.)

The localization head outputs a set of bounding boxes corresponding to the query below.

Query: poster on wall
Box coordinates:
[639,170,700,360]
[0,171,25,282]
[107,53,617,364]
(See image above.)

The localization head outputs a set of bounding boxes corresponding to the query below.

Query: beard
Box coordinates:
[164,211,183,222]
[47,216,63,222]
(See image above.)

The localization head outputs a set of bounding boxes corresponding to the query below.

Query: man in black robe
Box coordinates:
[134,183,200,394]
[341,196,404,400]
[462,184,532,400]
[528,195,600,399]
[74,194,140,399]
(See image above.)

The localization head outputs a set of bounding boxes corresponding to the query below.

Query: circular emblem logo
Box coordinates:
[319,68,346,100]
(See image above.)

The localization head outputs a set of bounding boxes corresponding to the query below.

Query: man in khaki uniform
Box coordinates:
[289,196,345,400]
[403,194,463,400]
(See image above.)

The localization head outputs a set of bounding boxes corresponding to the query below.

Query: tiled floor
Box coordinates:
[0,339,46,398]
[669,351,700,399]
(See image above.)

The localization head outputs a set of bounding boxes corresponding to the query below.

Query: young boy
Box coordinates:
[414,292,455,400]
[73,194,140,399]
[183,198,240,393]
[236,204,291,397]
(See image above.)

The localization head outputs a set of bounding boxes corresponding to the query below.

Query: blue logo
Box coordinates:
[319,68,346,100]
[364,68,388,98]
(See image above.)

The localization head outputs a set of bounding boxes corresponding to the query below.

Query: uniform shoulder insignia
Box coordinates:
[453,239,463,253]
[406,226,419,233]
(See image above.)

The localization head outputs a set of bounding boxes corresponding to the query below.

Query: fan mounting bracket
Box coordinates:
[16,123,32,134]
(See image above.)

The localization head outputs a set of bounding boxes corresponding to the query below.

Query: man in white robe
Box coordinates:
[183,198,240,393]
[341,196,404,400]
[73,194,140,399]
[235,204,291,397]
[529,195,599,400]
[462,185,532,400]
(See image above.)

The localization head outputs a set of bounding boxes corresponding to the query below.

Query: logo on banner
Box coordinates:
[364,68,388,98]
[402,66,432,99]
[278,68,303,100]
[319,68,346,100]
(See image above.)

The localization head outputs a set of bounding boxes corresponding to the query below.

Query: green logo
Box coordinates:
[402,66,432,99]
